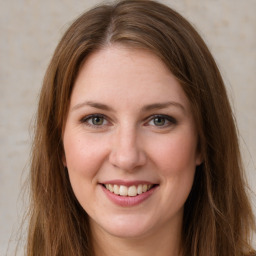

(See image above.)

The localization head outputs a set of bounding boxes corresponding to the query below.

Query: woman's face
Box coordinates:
[63,45,201,239]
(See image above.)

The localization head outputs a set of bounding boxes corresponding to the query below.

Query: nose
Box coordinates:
[109,126,147,172]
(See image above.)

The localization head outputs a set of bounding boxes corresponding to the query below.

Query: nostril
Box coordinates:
[109,150,147,171]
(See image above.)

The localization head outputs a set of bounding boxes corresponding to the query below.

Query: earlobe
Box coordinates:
[61,139,67,167]
[62,154,67,167]
[195,152,203,166]
[195,138,203,166]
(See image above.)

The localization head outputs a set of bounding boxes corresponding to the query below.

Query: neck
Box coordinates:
[91,218,183,256]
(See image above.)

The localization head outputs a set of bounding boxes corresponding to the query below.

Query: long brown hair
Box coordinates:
[27,0,255,255]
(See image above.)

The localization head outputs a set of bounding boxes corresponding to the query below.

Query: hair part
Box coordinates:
[26,1,255,255]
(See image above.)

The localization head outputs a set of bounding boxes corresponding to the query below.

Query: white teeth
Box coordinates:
[109,184,114,192]
[119,185,128,196]
[142,184,148,193]
[104,184,154,196]
[128,185,137,197]
[113,184,119,194]
[137,184,143,195]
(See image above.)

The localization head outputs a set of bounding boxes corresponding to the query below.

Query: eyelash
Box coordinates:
[146,114,177,128]
[80,114,108,128]
[80,114,177,128]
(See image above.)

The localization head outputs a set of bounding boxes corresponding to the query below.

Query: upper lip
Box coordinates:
[100,179,157,186]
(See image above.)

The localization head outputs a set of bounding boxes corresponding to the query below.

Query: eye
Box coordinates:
[147,115,177,128]
[81,114,108,127]
[152,116,166,126]
[90,116,105,125]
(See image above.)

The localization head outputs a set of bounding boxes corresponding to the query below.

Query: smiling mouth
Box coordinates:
[102,184,158,197]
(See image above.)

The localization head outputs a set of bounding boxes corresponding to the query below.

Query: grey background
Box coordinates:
[0,0,255,255]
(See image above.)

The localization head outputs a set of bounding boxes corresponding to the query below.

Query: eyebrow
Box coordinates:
[72,100,185,113]
[141,102,185,113]
[72,101,114,112]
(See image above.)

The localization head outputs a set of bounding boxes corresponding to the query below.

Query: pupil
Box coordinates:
[93,117,103,125]
[154,117,165,126]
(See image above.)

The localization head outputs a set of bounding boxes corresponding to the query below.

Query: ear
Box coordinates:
[62,152,67,167]
[61,135,67,167]
[195,152,203,166]
[195,136,203,166]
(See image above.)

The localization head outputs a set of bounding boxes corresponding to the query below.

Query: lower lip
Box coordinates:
[101,185,158,207]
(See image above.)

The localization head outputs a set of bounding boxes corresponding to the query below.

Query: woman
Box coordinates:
[27,0,255,255]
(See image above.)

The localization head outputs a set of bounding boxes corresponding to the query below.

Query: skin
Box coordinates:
[63,45,202,256]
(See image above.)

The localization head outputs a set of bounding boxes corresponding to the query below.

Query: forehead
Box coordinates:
[70,45,191,112]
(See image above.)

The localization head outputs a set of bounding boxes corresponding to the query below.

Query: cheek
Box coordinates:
[63,132,108,178]
[148,131,198,176]
[63,133,109,209]
[144,131,198,222]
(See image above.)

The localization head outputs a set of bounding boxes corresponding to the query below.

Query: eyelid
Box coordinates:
[80,113,176,129]
[145,114,177,127]
[80,114,110,127]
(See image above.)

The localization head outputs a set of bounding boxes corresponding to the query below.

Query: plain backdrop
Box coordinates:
[0,0,255,255]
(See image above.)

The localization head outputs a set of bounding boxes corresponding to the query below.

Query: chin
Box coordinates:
[104,225,151,239]
[92,214,155,239]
